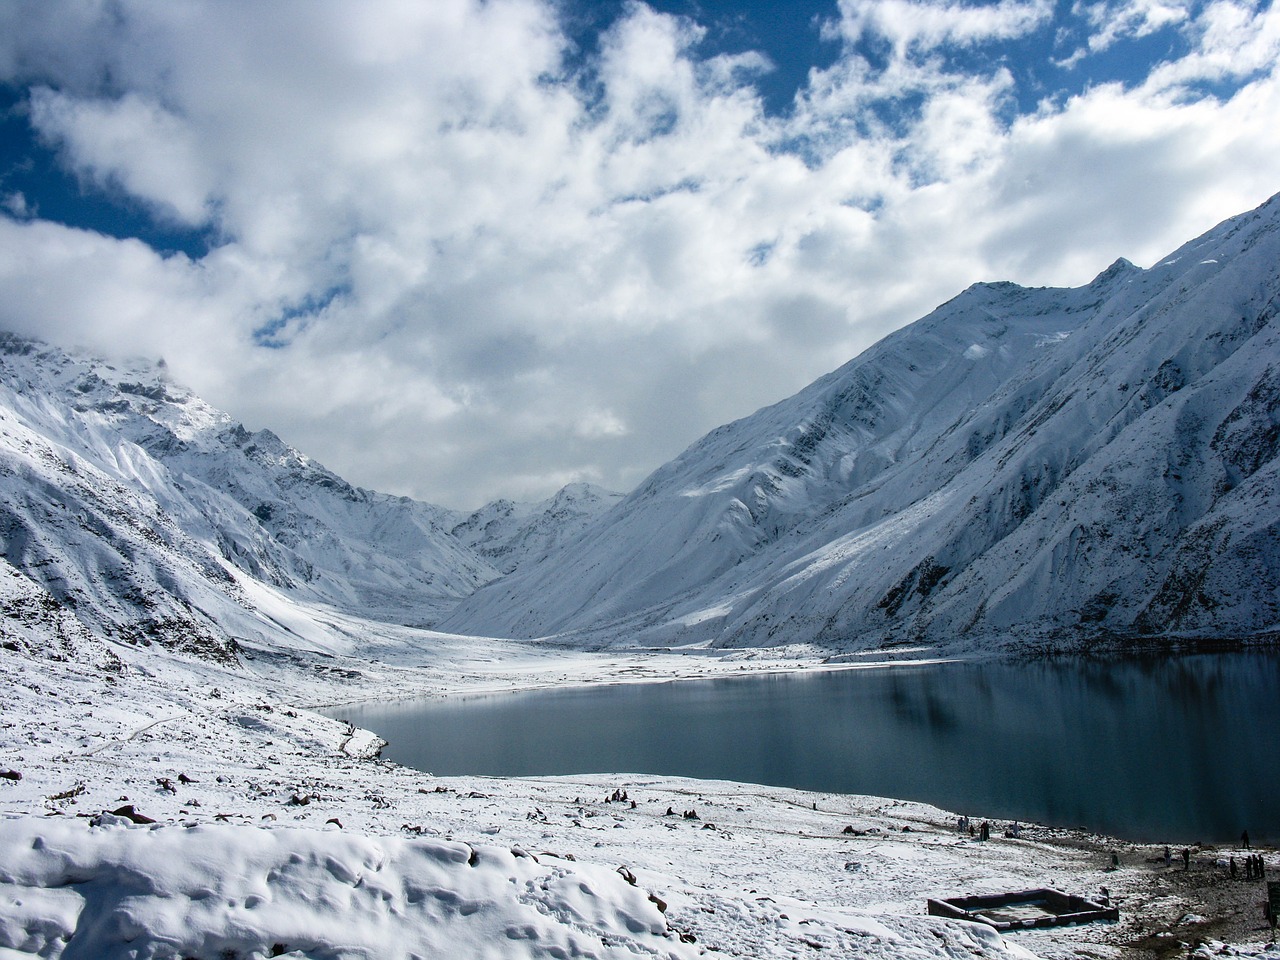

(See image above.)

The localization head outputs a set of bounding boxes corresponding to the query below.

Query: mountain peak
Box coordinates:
[451,482,623,576]
[444,194,1280,652]
[1090,257,1140,287]
[0,338,503,641]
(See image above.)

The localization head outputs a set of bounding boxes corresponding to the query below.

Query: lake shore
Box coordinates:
[1,634,1277,959]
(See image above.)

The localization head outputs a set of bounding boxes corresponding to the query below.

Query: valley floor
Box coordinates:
[1,626,1277,960]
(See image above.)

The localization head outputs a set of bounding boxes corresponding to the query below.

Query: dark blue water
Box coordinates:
[329,652,1280,843]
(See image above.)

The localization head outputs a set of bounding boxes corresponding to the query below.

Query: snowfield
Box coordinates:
[0,818,686,960]
[0,625,1032,960]
[2,627,1278,960]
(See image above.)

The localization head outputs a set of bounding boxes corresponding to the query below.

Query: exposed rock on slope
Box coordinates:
[445,194,1280,652]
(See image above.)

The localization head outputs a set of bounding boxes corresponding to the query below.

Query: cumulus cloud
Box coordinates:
[0,0,1277,507]
[2,192,31,218]
[1147,0,1280,86]
[1073,0,1190,54]
[828,0,1055,55]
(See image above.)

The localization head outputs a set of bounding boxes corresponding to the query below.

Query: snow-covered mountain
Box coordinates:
[451,483,624,575]
[5,193,1279,659]
[0,335,498,640]
[445,193,1280,652]
[0,338,623,656]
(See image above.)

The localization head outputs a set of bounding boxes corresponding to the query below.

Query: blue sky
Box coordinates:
[568,0,843,113]
[0,0,1277,507]
[0,87,215,258]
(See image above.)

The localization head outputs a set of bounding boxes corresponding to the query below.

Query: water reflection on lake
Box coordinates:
[329,651,1280,843]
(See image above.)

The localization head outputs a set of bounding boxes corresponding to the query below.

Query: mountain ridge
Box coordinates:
[443,193,1280,652]
[2,194,1278,658]
[0,336,618,655]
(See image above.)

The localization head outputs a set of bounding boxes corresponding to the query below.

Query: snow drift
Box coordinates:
[0,816,690,960]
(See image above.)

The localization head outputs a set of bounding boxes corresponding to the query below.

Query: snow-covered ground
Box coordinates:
[3,622,1278,960]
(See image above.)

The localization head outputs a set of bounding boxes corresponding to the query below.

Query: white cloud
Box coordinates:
[1147,0,1280,87]
[1066,0,1277,81]
[575,409,630,439]
[903,72,1014,179]
[1074,0,1191,53]
[0,217,245,368]
[828,0,1055,55]
[29,89,215,226]
[0,0,1277,507]
[2,192,30,218]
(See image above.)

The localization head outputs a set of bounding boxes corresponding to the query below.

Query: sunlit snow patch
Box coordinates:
[0,816,692,960]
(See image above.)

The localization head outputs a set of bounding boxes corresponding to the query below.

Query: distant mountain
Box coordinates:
[0,335,500,638]
[444,193,1280,653]
[451,483,624,576]
[0,338,622,660]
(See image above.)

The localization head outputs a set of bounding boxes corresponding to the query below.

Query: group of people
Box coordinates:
[956,816,997,841]
[1163,844,1267,876]
[1231,853,1267,881]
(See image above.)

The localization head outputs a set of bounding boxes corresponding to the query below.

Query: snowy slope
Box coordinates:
[446,194,1280,651]
[451,482,624,575]
[0,816,691,960]
[0,335,503,644]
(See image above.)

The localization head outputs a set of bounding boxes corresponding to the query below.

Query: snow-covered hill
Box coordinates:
[5,195,1280,659]
[0,335,499,643]
[446,194,1280,652]
[451,482,624,575]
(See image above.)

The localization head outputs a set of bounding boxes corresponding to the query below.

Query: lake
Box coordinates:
[329,651,1280,843]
